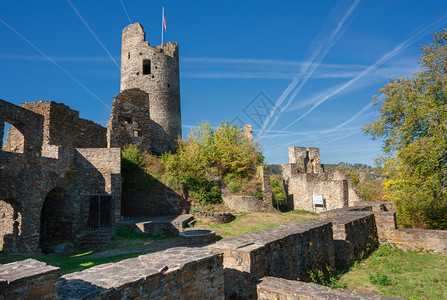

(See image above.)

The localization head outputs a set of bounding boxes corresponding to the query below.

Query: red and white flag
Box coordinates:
[163,14,167,31]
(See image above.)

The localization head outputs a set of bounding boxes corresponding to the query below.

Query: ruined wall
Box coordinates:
[58,247,224,299]
[283,146,360,212]
[324,212,379,265]
[257,277,397,300]
[0,259,60,299]
[208,220,335,299]
[107,88,151,152]
[288,146,324,173]
[121,188,190,217]
[19,101,106,148]
[0,99,120,253]
[222,195,275,212]
[120,22,181,155]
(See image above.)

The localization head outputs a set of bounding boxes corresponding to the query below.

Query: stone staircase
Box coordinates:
[75,228,115,250]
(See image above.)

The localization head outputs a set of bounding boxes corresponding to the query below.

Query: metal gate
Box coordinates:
[86,194,114,230]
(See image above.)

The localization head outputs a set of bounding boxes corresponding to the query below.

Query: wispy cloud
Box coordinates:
[275,14,447,135]
[257,0,362,139]
[120,0,132,24]
[0,17,110,109]
[66,0,120,71]
[0,53,117,62]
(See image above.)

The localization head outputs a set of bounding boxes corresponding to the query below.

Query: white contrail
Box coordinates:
[276,16,447,134]
[0,17,110,109]
[258,0,361,139]
[120,0,132,24]
[66,0,120,71]
[322,101,373,134]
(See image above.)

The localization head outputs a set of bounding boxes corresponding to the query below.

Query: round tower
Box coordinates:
[120,22,181,155]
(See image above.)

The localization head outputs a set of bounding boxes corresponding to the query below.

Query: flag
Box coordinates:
[163,13,167,31]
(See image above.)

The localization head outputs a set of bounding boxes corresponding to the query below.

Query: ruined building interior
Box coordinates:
[0,22,181,253]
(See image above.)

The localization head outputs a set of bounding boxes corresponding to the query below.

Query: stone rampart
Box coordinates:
[222,195,275,212]
[328,212,379,265]
[0,259,60,299]
[257,277,398,299]
[58,247,223,299]
[208,220,335,298]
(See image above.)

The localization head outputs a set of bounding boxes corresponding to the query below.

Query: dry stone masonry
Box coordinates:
[120,22,181,155]
[283,146,361,211]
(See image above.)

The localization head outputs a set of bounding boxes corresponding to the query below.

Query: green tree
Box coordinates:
[363,30,447,229]
[162,121,263,204]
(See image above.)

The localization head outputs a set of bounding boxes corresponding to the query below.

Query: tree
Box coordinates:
[363,30,447,229]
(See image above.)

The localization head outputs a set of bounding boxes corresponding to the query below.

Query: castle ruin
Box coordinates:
[0,22,183,253]
[116,22,181,155]
[282,146,361,211]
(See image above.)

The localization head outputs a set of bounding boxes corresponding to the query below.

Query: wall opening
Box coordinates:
[143,59,151,75]
[124,115,133,124]
[128,52,130,59]
[87,195,114,230]
[0,199,22,252]
[40,187,74,253]
[1,121,25,153]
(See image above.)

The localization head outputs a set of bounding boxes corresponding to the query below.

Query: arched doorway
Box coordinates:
[0,199,22,252]
[40,188,74,253]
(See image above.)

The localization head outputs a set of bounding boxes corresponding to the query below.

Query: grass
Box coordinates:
[337,244,447,300]
[194,210,319,239]
[0,230,177,275]
[0,250,146,275]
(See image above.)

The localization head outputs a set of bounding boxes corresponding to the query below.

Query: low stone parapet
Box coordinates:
[0,259,60,299]
[257,277,399,299]
[194,211,236,225]
[58,247,224,299]
[222,195,275,212]
[208,220,334,299]
[329,212,379,265]
[383,228,447,254]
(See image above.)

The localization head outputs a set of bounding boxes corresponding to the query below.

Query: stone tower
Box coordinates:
[120,22,181,155]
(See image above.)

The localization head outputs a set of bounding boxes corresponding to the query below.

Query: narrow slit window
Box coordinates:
[143,59,151,75]
[128,52,130,59]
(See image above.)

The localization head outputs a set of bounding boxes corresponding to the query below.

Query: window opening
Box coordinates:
[143,59,151,75]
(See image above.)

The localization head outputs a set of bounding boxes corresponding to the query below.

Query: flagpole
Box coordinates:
[161,6,164,46]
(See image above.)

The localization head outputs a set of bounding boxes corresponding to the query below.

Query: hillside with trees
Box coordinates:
[363,30,447,229]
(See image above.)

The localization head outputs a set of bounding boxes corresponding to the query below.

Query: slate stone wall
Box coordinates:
[208,220,335,299]
[107,88,151,153]
[283,146,361,212]
[257,277,398,300]
[20,101,106,148]
[0,259,60,299]
[58,247,224,299]
[222,195,275,212]
[120,22,181,155]
[0,99,121,253]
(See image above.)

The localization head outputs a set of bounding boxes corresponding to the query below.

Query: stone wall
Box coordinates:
[122,188,190,217]
[0,99,121,253]
[107,88,151,153]
[323,212,379,265]
[283,146,361,212]
[0,259,60,299]
[58,247,224,299]
[120,22,181,155]
[209,220,335,299]
[222,195,275,212]
[257,277,397,299]
[20,101,106,148]
[194,211,236,225]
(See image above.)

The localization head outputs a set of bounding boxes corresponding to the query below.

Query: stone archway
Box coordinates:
[39,187,74,253]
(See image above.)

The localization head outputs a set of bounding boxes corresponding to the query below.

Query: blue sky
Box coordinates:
[1,0,447,166]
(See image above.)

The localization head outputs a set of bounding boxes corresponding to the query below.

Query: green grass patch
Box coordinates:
[339,244,447,299]
[0,251,147,275]
[194,210,319,239]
